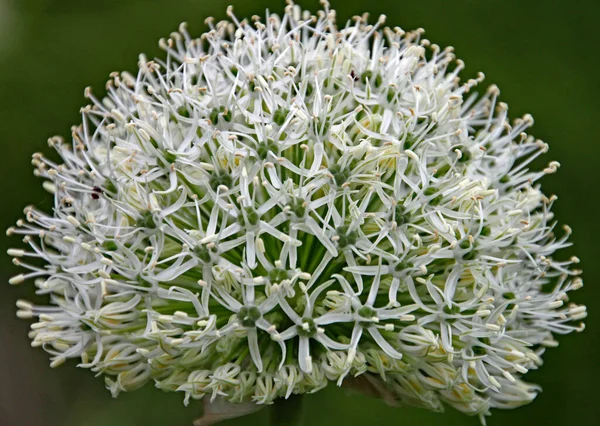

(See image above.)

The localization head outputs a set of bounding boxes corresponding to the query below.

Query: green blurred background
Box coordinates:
[1,0,598,425]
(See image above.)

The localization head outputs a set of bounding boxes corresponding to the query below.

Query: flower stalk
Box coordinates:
[271,396,304,426]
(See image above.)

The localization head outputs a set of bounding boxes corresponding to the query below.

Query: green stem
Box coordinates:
[270,395,304,426]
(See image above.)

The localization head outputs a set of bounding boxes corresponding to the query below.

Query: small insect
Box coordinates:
[91,186,102,200]
[350,70,359,81]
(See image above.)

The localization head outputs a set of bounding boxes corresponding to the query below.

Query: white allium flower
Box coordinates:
[7,1,586,423]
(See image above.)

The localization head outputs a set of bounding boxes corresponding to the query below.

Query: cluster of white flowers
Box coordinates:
[7,1,586,422]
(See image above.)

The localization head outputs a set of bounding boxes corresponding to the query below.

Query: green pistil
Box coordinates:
[317,119,331,136]
[386,89,396,103]
[289,199,306,219]
[104,179,118,195]
[257,139,279,160]
[194,245,214,264]
[336,225,358,249]
[163,151,177,165]
[443,304,460,315]
[424,187,442,205]
[177,106,190,118]
[361,70,383,88]
[394,204,407,225]
[323,77,340,92]
[244,207,260,226]
[329,164,350,186]
[394,261,412,273]
[472,337,490,356]
[305,83,313,97]
[268,268,288,283]
[358,306,376,318]
[102,240,118,251]
[273,109,288,126]
[472,345,486,356]
[237,306,262,328]
[136,211,156,229]
[403,134,418,150]
[433,163,451,178]
[461,240,477,260]
[443,304,461,323]
[210,106,232,125]
[296,317,318,337]
[457,146,472,163]
[357,306,377,326]
[136,276,153,289]
[463,251,477,261]
[209,173,233,191]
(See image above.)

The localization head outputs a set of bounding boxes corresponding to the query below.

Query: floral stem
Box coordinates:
[270,395,304,426]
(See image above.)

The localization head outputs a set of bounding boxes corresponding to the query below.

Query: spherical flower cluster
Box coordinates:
[7,1,586,422]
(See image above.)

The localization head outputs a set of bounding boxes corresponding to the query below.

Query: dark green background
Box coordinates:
[1,1,598,425]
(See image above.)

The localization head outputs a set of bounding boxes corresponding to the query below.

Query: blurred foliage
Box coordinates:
[1,0,599,425]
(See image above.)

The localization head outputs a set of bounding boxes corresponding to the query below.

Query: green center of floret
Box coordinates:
[257,139,279,160]
[210,106,232,124]
[335,225,358,249]
[394,204,407,225]
[194,245,215,264]
[268,268,288,283]
[329,164,350,186]
[243,207,260,226]
[237,306,262,327]
[136,211,157,229]
[296,317,318,337]
[288,199,306,219]
[209,173,233,191]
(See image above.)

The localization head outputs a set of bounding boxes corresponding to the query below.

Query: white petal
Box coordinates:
[247,328,263,372]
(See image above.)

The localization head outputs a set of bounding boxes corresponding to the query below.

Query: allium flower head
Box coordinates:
[7,1,586,422]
